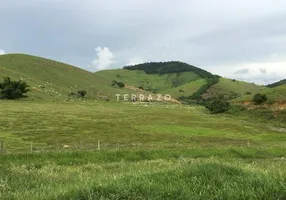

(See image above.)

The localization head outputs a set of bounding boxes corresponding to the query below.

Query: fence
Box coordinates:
[0,139,253,154]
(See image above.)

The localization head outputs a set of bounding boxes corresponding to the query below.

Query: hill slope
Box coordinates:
[1,54,285,103]
[266,79,286,88]
[98,62,272,102]
[0,54,139,101]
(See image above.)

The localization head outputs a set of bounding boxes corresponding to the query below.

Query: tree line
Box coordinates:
[123,61,214,78]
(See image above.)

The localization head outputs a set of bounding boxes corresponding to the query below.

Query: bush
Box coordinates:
[253,94,267,105]
[77,90,87,97]
[117,82,125,88]
[112,80,125,88]
[205,98,230,114]
[0,77,30,99]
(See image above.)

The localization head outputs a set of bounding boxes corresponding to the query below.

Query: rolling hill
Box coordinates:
[0,54,153,101]
[98,62,283,103]
[1,54,285,103]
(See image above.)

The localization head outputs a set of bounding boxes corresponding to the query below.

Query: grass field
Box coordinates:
[0,100,286,199]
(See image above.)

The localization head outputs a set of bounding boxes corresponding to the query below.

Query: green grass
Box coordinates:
[0,100,286,199]
[0,54,149,101]
[1,150,286,200]
[203,78,265,100]
[96,69,205,98]
[1,54,286,199]
[0,100,285,153]
[1,54,285,103]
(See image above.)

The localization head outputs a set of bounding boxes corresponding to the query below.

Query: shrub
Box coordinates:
[112,80,125,88]
[253,94,267,105]
[77,90,87,97]
[0,77,30,99]
[117,82,125,88]
[111,80,117,86]
[205,98,230,114]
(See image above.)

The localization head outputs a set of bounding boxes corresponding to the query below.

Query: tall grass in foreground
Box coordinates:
[1,150,286,200]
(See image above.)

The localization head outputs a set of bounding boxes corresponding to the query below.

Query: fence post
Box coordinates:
[30,141,33,152]
[1,141,4,153]
[98,140,101,151]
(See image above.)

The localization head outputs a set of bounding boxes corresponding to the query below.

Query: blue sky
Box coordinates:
[1,0,286,84]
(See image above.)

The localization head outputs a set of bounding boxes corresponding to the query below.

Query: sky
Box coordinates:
[0,0,286,85]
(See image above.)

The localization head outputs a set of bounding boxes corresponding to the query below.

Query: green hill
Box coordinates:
[0,54,143,101]
[1,54,285,104]
[202,78,265,100]
[97,61,220,101]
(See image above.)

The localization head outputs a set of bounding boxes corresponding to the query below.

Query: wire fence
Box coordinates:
[0,139,255,154]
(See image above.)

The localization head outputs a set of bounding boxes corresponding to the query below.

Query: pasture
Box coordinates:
[0,100,286,199]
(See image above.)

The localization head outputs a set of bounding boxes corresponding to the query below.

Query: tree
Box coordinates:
[77,90,87,97]
[253,94,267,105]
[205,98,230,114]
[0,77,30,99]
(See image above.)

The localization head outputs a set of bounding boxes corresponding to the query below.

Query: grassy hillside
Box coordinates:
[99,62,285,103]
[203,78,266,100]
[95,69,206,98]
[1,54,285,104]
[0,54,150,101]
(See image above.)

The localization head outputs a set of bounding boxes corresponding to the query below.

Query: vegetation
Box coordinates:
[112,80,125,88]
[0,101,286,199]
[266,79,286,88]
[77,90,87,97]
[0,54,141,101]
[190,75,220,100]
[1,151,286,200]
[0,77,30,99]
[205,98,230,114]
[124,61,213,78]
[68,90,87,98]
[1,53,286,199]
[253,94,268,105]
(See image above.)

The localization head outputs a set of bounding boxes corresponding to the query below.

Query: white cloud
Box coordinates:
[89,47,114,71]
[0,49,6,55]
[223,61,286,85]
[259,68,267,74]
[126,57,144,66]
